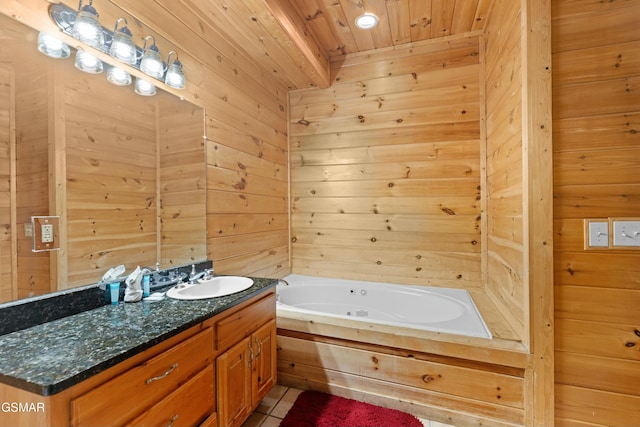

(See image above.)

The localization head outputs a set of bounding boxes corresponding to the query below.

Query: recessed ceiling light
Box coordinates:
[355,13,379,30]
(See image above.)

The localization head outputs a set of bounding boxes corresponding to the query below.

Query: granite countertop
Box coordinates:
[0,277,277,396]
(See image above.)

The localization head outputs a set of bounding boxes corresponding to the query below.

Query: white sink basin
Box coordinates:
[166,276,254,300]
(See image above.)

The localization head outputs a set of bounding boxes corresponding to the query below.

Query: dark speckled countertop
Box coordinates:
[0,276,277,396]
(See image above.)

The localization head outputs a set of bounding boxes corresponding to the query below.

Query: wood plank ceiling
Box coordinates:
[188,0,494,90]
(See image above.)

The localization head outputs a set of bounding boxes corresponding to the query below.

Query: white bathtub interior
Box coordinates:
[277,274,492,339]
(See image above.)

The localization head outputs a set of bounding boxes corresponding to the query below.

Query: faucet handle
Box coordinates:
[204,268,214,280]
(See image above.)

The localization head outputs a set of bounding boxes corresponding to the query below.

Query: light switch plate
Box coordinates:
[584,219,609,249]
[24,223,33,237]
[612,219,640,248]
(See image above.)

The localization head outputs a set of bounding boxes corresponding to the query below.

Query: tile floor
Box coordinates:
[241,384,456,427]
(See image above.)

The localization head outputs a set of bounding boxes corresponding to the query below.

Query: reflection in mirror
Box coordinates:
[0,13,206,303]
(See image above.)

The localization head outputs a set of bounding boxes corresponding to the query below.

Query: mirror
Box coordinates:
[0,13,206,303]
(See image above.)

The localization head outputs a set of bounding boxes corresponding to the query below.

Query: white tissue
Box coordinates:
[124,266,143,303]
[143,292,165,302]
[102,265,125,283]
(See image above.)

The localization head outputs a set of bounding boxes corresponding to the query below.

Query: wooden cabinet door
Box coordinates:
[128,365,214,427]
[251,319,277,405]
[217,336,251,427]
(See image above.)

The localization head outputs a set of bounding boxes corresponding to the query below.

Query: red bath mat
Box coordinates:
[279,390,423,427]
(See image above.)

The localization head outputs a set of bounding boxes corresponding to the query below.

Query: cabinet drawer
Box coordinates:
[129,364,214,427]
[215,293,275,352]
[71,328,214,427]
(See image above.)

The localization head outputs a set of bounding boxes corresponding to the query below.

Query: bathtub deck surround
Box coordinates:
[276,274,529,427]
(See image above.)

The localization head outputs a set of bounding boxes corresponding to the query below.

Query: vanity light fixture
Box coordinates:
[109,18,136,65]
[106,65,132,86]
[40,2,187,95]
[140,35,164,79]
[134,77,156,96]
[164,51,185,89]
[75,49,103,74]
[355,13,379,30]
[71,0,104,48]
[37,32,70,59]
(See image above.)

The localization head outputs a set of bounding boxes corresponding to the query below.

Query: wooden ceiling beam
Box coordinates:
[261,0,331,89]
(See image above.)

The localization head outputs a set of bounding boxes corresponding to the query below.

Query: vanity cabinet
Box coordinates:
[215,295,277,427]
[0,288,277,427]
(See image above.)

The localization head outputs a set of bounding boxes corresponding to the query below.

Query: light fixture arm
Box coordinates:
[77,0,94,12]
[142,35,158,52]
[166,50,178,64]
[113,17,128,33]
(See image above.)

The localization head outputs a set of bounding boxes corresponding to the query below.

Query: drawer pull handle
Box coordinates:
[146,363,178,384]
[167,414,179,427]
[255,337,262,358]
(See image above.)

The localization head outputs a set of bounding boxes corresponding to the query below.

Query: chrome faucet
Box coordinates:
[188,265,214,284]
[189,264,206,284]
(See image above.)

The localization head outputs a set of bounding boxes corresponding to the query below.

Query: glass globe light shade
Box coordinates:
[37,32,70,59]
[106,66,132,86]
[164,52,185,89]
[74,50,103,74]
[140,44,164,79]
[71,2,104,48]
[134,78,156,96]
[109,19,136,65]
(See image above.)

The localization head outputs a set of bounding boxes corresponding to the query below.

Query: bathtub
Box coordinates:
[276,274,492,339]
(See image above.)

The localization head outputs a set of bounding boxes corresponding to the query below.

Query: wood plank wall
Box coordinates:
[14,53,50,297]
[552,0,640,425]
[289,36,482,287]
[205,118,289,277]
[158,96,206,268]
[63,64,159,287]
[0,65,13,302]
[0,18,52,300]
[482,0,526,343]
